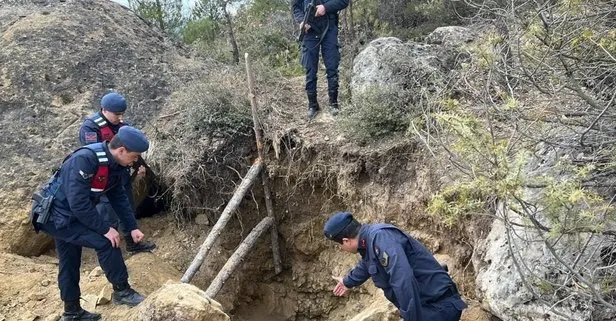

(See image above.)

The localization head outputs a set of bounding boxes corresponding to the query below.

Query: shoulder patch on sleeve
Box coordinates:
[84,131,98,143]
[79,170,93,180]
[379,251,389,267]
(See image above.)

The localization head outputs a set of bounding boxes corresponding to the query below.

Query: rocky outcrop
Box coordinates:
[473,153,616,321]
[350,27,474,102]
[347,297,398,321]
[350,37,444,99]
[425,26,475,48]
[126,283,229,321]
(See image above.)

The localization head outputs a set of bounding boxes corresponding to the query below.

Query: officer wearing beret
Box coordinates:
[35,126,150,320]
[293,0,349,119]
[79,92,156,254]
[324,212,467,321]
[80,92,127,144]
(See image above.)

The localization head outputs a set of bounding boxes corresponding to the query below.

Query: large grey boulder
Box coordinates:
[350,37,445,100]
[426,26,475,48]
[473,146,616,321]
[475,213,591,320]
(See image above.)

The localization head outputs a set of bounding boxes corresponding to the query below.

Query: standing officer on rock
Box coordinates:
[324,212,467,321]
[79,92,156,253]
[293,0,349,120]
[31,126,150,320]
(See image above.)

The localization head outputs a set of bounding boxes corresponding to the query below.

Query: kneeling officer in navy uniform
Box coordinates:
[324,212,467,321]
[31,126,151,320]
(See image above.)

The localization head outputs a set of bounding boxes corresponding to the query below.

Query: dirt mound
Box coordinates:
[0,0,181,256]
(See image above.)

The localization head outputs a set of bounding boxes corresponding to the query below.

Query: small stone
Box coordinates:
[28,291,46,301]
[88,267,103,278]
[97,285,112,306]
[40,280,50,287]
[81,294,97,312]
[195,214,209,225]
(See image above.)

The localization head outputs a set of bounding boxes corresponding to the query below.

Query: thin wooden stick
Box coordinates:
[245,52,282,274]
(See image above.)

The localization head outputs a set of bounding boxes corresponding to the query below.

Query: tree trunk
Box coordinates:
[223,1,239,64]
[181,159,263,283]
[204,216,273,298]
[155,0,165,32]
[245,53,282,275]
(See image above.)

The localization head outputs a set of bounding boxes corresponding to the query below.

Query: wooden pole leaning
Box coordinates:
[181,159,263,283]
[244,52,283,275]
[204,216,274,297]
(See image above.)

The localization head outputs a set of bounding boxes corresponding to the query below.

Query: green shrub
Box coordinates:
[341,86,412,142]
[178,82,252,139]
[183,17,221,44]
[238,26,304,76]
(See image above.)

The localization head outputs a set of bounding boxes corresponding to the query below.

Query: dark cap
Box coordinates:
[324,211,354,241]
[101,92,127,113]
[116,126,149,153]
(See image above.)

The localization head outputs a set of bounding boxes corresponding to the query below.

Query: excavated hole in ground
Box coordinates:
[146,160,480,321]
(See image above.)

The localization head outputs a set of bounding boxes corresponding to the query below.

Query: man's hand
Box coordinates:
[315,4,326,17]
[300,22,311,32]
[104,227,120,248]
[131,229,145,243]
[137,165,147,177]
[332,276,348,296]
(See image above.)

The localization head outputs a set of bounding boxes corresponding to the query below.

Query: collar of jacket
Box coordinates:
[102,141,124,171]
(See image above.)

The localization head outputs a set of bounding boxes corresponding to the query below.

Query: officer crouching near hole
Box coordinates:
[325,212,467,321]
[31,126,150,321]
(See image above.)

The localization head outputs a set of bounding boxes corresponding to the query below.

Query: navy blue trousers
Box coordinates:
[300,24,340,94]
[420,295,466,321]
[40,220,129,302]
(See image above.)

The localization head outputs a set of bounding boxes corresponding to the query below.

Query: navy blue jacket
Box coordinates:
[79,111,124,145]
[292,0,349,29]
[343,224,461,321]
[49,142,138,234]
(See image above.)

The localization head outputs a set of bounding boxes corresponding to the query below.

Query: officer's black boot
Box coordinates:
[61,300,101,321]
[307,92,319,120]
[112,282,145,307]
[328,90,339,116]
[125,234,156,253]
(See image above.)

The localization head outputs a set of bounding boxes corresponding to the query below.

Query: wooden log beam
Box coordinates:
[245,52,282,275]
[204,216,274,298]
[181,159,263,283]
